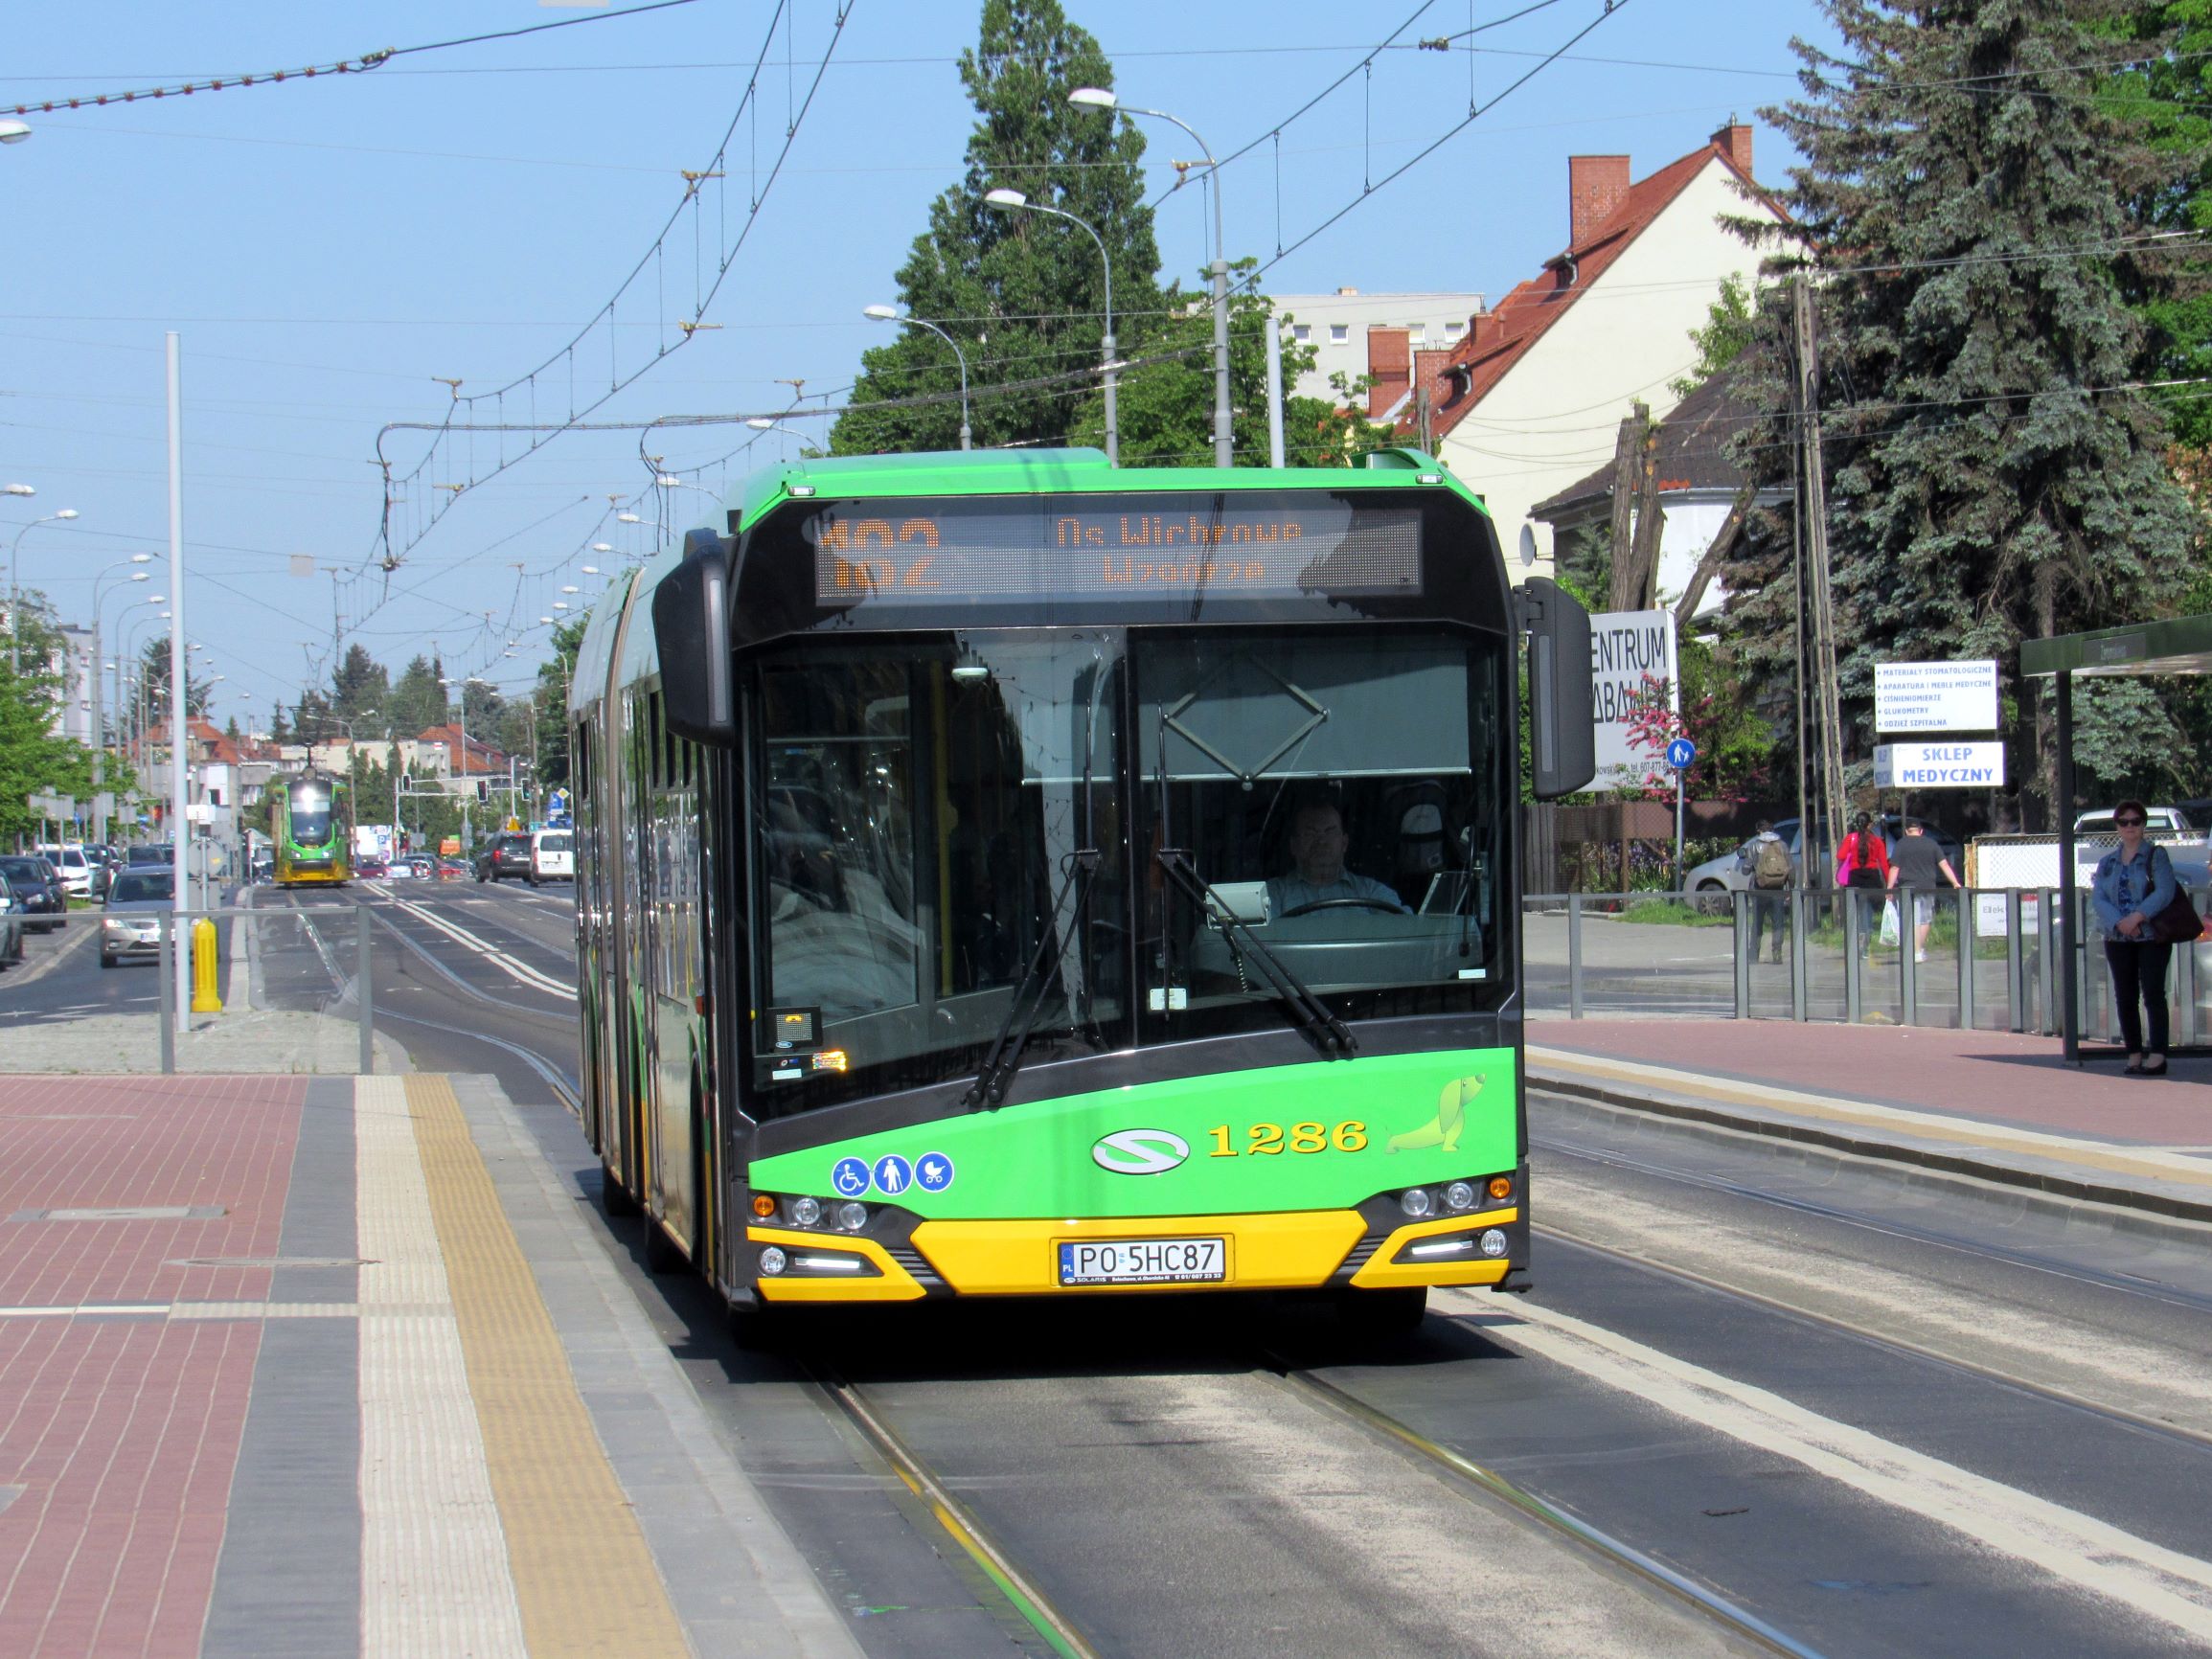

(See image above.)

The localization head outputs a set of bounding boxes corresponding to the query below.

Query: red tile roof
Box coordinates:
[1406,130,1775,444]
[414,724,508,775]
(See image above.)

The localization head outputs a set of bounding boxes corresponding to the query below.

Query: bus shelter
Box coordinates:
[2020,613,2212,1062]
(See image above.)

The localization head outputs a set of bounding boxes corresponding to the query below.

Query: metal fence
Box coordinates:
[1525,887,2082,1034]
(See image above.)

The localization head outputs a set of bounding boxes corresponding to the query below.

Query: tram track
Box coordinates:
[1532,1125,2212,1319]
[1528,1218,2212,1459]
[1261,1357,1827,1659]
[811,1366,1103,1659]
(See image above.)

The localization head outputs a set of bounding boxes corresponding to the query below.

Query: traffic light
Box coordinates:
[476,780,490,804]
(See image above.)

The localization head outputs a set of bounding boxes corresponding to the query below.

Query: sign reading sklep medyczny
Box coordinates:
[1587,609,1678,791]
[1875,660,1998,734]
[1874,741,2005,788]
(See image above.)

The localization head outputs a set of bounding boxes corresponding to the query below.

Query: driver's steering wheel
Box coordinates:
[1279,897,1406,918]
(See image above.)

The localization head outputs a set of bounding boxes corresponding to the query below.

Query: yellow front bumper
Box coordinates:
[750,1206,1518,1302]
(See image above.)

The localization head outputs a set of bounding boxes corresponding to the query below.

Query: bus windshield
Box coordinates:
[754,631,1123,1102]
[1135,627,1507,1042]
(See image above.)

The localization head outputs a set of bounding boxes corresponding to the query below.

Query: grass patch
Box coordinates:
[1614,898,1732,927]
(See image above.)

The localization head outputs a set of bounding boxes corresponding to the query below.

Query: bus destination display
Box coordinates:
[807,494,1422,604]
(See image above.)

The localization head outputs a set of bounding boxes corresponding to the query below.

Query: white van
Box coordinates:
[529,828,575,885]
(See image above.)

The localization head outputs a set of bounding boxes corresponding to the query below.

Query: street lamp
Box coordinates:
[90,557,155,821]
[0,122,30,146]
[1070,87,1230,467]
[744,416,817,454]
[864,305,971,450]
[8,508,82,672]
[985,187,1119,465]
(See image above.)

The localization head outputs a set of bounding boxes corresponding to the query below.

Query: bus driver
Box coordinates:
[1268,799,1410,916]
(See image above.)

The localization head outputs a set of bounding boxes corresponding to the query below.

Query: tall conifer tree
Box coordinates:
[1725,0,2200,822]
[830,0,1162,455]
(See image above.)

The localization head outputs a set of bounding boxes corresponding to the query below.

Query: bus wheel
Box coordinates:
[643,1216,686,1276]
[1335,1286,1427,1335]
[600,1169,642,1217]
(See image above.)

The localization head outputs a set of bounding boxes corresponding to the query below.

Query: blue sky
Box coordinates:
[0,0,1835,726]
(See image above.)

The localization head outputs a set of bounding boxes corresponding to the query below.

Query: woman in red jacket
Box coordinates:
[1836,812,1892,948]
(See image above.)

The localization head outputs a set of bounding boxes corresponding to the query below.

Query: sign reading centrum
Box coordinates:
[806,495,1423,603]
[1874,660,1998,734]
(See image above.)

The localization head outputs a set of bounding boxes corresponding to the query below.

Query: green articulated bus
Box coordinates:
[568,446,1593,1328]
[271,771,353,887]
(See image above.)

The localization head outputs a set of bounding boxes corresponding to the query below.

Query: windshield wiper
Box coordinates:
[1153,848,1357,1059]
[962,849,1101,1110]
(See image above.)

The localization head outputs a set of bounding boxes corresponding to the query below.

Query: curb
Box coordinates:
[1527,1065,2212,1232]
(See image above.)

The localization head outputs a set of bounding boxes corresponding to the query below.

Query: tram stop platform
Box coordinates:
[0,1072,860,1659]
[1530,1020,2212,1228]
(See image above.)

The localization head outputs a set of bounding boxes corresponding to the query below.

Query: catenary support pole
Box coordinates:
[1265,314,1285,468]
[167,332,190,1036]
[2056,670,2080,1060]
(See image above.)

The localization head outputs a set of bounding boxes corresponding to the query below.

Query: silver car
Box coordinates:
[100,868,175,969]
[0,872,25,968]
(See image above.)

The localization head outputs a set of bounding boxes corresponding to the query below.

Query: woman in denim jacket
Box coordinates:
[2089,799,2177,1076]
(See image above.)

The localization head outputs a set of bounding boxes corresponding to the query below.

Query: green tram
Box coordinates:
[568,448,1593,1326]
[271,771,353,887]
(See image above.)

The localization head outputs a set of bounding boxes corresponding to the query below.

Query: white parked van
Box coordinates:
[529,828,574,885]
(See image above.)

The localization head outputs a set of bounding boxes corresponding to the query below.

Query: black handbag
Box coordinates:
[2144,848,2205,944]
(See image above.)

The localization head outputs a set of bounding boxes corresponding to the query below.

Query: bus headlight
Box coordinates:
[1399,1187,1434,1219]
[1444,1181,1475,1212]
[836,1201,868,1232]
[759,1246,788,1276]
[1479,1229,1509,1259]
[790,1195,822,1227]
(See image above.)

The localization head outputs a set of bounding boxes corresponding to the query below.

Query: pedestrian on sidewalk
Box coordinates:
[1835,811,1891,951]
[1884,821,1959,966]
[2091,800,2178,1077]
[1739,820,1790,966]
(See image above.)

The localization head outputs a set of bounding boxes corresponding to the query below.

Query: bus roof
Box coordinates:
[720,446,1491,536]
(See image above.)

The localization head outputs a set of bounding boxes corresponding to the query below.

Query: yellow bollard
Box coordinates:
[190,916,223,1013]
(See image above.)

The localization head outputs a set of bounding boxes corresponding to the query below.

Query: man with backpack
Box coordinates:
[1739,820,1792,966]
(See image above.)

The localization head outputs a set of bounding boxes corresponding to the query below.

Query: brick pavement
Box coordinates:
[0,1076,303,1659]
[1534,1020,2211,1148]
[0,1072,860,1659]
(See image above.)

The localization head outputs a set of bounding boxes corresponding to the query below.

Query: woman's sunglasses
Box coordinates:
[2115,817,2147,828]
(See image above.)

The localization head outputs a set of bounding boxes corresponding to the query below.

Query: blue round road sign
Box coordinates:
[831,1157,870,1197]
[1665,737,1698,770]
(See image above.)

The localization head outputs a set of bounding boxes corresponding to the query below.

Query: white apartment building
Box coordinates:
[1269,288,1486,405]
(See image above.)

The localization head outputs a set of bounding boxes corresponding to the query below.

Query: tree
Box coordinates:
[1669,273,1757,398]
[830,0,1162,456]
[2114,2,2212,448]
[330,643,390,729]
[1722,0,2201,827]
[385,653,446,736]
[534,615,588,789]
[0,652,98,846]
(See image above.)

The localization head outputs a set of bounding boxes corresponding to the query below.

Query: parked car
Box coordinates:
[2075,806,2200,838]
[83,845,118,900]
[125,844,172,868]
[34,844,96,899]
[0,871,26,967]
[528,828,574,885]
[356,855,390,880]
[400,854,438,879]
[474,831,536,884]
[100,868,175,969]
[0,856,66,933]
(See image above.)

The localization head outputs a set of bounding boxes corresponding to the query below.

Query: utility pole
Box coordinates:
[1790,276,1846,882]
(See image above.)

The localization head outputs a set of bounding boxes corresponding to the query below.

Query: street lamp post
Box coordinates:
[91,555,155,839]
[983,189,1119,465]
[8,508,82,671]
[744,416,817,454]
[1070,88,1230,467]
[864,306,971,449]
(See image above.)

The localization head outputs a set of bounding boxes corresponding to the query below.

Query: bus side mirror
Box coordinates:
[652,529,736,747]
[1521,577,1595,800]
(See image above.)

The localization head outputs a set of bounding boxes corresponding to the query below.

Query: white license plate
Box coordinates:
[1058,1237,1225,1286]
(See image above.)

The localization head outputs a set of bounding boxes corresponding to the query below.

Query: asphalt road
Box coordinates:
[12,879,2212,1655]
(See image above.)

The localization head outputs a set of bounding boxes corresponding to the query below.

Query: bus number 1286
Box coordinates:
[1208,1122,1367,1157]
